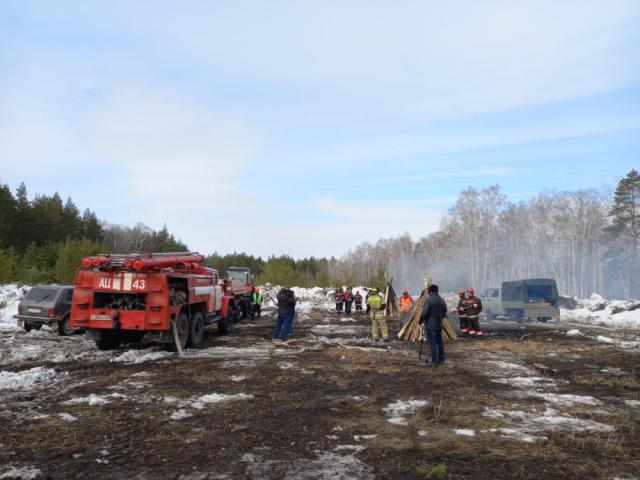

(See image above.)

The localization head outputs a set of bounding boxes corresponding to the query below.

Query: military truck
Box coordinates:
[482,278,560,322]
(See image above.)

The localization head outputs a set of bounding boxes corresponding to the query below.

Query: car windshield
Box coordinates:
[25,287,59,302]
[527,285,553,302]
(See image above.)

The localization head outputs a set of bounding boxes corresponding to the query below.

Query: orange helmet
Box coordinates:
[466,288,474,295]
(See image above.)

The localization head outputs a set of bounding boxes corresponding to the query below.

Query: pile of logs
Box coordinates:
[397,273,457,341]
[383,276,401,317]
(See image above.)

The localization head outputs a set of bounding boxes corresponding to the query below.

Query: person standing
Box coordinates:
[464,288,483,336]
[367,288,388,342]
[354,290,364,314]
[274,287,296,340]
[399,288,414,327]
[418,284,448,366]
[251,287,263,318]
[335,287,344,314]
[455,288,469,334]
[283,288,297,339]
[344,287,354,315]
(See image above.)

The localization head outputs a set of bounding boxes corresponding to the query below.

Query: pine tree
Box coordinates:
[605,169,640,298]
[14,182,31,252]
[0,180,16,249]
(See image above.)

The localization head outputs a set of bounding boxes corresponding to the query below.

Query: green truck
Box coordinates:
[482,278,560,322]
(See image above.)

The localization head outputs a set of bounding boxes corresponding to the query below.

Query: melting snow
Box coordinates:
[454,429,475,437]
[566,329,581,336]
[383,399,428,426]
[484,407,614,435]
[0,467,43,480]
[63,393,114,406]
[58,413,78,422]
[170,409,192,420]
[0,367,59,391]
[111,348,174,363]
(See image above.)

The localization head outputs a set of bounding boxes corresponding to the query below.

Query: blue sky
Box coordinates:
[1,1,639,258]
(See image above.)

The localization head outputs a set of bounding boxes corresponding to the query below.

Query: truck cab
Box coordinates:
[481,287,504,318]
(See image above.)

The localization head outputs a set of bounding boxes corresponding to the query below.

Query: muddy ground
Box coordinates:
[1,309,638,480]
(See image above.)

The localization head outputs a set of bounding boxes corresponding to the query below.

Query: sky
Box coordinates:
[1,1,639,258]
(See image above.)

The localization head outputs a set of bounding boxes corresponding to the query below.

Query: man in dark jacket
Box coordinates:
[418,284,448,366]
[274,288,297,340]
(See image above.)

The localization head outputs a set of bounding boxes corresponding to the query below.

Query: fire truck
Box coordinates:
[69,252,237,350]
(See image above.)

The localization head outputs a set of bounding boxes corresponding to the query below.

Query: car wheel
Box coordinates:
[58,315,75,336]
[23,322,32,332]
[188,311,205,347]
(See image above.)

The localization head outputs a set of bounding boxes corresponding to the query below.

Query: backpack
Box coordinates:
[344,290,351,301]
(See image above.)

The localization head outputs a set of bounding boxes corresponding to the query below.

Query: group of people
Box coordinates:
[455,288,483,336]
[268,283,484,365]
[418,284,484,367]
[334,287,364,315]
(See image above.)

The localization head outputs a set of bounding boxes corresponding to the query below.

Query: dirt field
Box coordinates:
[1,309,639,480]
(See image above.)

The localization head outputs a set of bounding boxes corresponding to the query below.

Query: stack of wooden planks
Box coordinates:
[397,273,457,341]
[383,276,401,317]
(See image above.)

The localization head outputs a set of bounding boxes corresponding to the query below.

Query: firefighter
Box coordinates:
[367,288,388,342]
[251,287,263,318]
[455,288,469,334]
[335,287,344,314]
[354,290,364,313]
[399,288,414,327]
[464,288,483,336]
[344,287,354,315]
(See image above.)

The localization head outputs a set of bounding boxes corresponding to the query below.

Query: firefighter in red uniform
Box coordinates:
[464,288,483,336]
[455,288,469,334]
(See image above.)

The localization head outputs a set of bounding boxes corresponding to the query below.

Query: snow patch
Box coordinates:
[484,407,614,435]
[454,428,475,437]
[383,399,428,426]
[63,393,114,406]
[58,413,78,422]
[111,347,174,363]
[566,329,581,336]
[284,451,373,480]
[0,367,59,391]
[170,409,192,420]
[0,467,43,480]
[229,375,247,382]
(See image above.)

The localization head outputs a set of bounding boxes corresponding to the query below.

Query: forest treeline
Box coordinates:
[0,181,187,284]
[1,170,638,298]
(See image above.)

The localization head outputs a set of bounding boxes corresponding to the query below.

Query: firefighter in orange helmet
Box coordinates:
[399,288,414,327]
[463,288,483,336]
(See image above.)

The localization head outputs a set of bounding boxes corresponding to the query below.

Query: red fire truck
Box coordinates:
[69,252,237,350]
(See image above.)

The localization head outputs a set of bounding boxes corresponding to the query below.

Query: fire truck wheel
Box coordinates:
[218,309,234,335]
[94,330,122,350]
[174,313,189,350]
[188,312,205,347]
